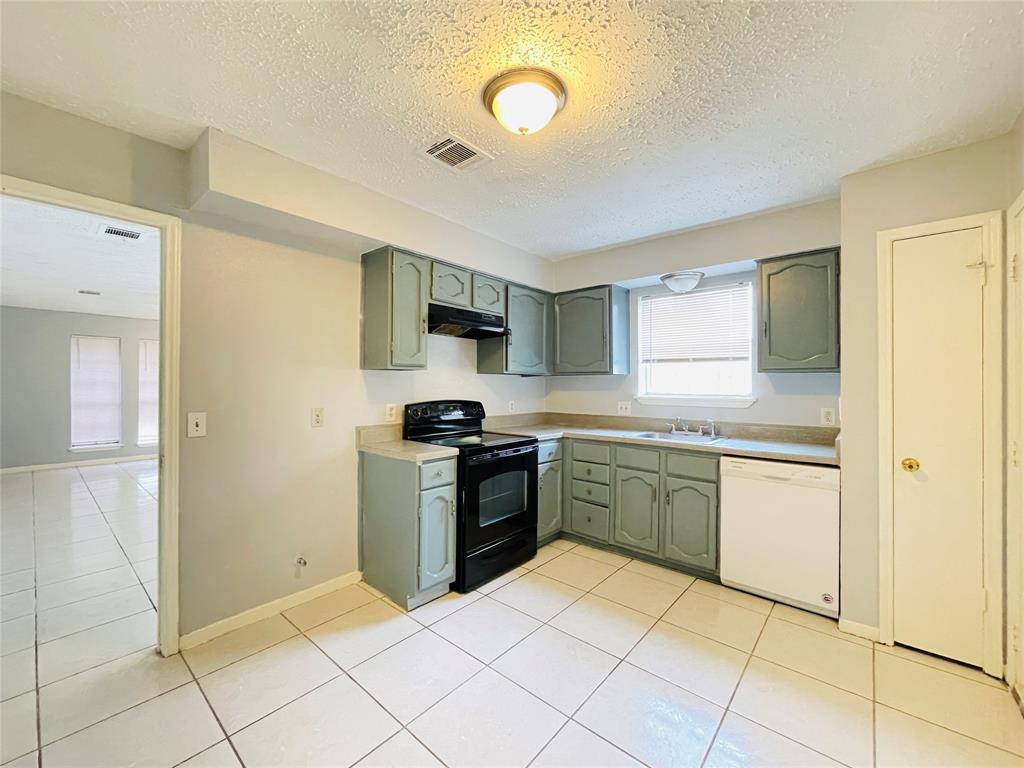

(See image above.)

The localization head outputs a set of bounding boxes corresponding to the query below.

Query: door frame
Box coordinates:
[876,210,1004,676]
[2,174,183,656]
[1006,189,1024,691]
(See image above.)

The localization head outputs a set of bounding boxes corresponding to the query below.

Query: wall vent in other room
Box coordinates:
[103,225,142,240]
[424,134,492,171]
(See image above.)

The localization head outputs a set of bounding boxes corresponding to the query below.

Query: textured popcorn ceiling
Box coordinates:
[1,1,1021,258]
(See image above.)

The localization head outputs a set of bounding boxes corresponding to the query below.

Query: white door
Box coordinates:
[891,227,987,666]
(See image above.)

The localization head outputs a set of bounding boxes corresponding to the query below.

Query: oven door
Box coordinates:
[463,444,538,554]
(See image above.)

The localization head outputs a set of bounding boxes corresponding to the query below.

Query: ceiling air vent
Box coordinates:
[103,225,142,240]
[424,134,491,171]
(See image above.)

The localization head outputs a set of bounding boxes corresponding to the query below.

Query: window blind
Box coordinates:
[638,283,753,363]
[70,335,122,448]
[138,339,159,445]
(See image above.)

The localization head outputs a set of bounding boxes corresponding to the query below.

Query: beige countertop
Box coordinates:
[493,424,839,466]
[358,440,458,463]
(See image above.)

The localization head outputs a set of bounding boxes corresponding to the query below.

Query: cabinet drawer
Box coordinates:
[537,440,562,463]
[615,445,660,472]
[420,459,456,490]
[573,441,610,465]
[572,461,609,485]
[664,451,718,482]
[572,479,610,506]
[570,499,610,541]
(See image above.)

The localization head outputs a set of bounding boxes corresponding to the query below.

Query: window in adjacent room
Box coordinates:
[138,339,159,446]
[637,282,754,399]
[70,335,122,449]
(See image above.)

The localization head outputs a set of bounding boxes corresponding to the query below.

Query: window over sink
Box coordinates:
[637,282,754,403]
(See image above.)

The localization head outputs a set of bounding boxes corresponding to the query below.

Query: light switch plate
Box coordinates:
[508,400,517,414]
[186,412,207,438]
[384,404,398,423]
[820,407,837,427]
[617,401,632,416]
[311,407,325,428]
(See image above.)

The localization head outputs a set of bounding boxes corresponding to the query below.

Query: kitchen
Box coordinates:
[0,3,1021,767]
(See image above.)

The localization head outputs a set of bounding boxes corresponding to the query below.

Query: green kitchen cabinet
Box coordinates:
[472,274,506,316]
[432,262,472,308]
[361,247,429,370]
[360,453,457,609]
[538,458,563,541]
[554,285,630,374]
[662,476,718,572]
[612,468,660,554]
[477,284,553,375]
[758,248,840,372]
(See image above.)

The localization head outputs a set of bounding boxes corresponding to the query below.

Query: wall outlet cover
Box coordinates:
[186,412,207,438]
[384,403,398,423]
[311,407,325,428]
[617,401,632,416]
[820,407,837,427]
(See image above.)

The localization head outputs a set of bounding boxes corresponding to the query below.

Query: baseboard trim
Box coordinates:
[178,570,363,650]
[838,618,880,642]
[1,454,158,474]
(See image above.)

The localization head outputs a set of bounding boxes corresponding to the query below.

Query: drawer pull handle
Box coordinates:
[586,468,592,475]
[433,471,443,479]
[586,488,592,495]
[586,515,592,523]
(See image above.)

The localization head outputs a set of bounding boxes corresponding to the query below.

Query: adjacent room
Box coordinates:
[0,2,1022,767]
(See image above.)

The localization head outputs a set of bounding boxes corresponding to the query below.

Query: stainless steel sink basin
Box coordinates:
[634,431,723,445]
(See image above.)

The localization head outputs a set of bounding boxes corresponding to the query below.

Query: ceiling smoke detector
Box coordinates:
[424,134,491,171]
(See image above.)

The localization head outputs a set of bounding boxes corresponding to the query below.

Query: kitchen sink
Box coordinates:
[633,431,723,445]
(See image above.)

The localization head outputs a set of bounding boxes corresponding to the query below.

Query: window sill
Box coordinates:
[69,444,123,453]
[137,441,158,448]
[635,395,758,409]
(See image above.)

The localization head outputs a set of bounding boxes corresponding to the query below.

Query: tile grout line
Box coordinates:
[33,470,42,768]
[177,650,248,768]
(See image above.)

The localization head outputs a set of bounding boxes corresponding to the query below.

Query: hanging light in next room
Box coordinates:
[483,68,567,136]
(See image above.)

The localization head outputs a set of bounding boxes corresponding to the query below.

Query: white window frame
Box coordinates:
[634,282,758,409]
[69,334,123,450]
[137,338,160,447]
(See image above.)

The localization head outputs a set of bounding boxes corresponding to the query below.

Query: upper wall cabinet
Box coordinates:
[431,262,472,308]
[757,248,840,372]
[478,284,553,375]
[554,285,629,375]
[472,274,506,316]
[361,247,429,370]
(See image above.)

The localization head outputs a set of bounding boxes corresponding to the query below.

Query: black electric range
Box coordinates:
[404,401,538,591]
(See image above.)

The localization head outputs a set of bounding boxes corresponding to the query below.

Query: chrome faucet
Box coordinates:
[667,418,691,434]
[698,420,718,438]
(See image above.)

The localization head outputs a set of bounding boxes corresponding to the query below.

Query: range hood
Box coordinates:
[428,303,507,340]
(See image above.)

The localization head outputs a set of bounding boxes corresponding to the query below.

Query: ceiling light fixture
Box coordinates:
[660,271,704,293]
[483,68,566,136]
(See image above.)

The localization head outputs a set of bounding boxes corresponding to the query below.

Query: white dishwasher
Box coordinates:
[719,457,840,618]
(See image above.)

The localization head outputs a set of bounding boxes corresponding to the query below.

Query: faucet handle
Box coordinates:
[666,422,677,434]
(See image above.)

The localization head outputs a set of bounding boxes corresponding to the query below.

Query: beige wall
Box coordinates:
[552,199,840,292]
[1,93,544,633]
[839,132,1017,628]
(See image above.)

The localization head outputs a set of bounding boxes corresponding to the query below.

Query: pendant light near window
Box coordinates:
[660,271,704,293]
[483,68,566,136]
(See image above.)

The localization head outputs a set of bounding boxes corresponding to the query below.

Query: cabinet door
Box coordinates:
[419,484,455,590]
[662,477,718,571]
[613,468,660,553]
[538,461,563,540]
[431,262,471,307]
[507,285,552,375]
[472,274,506,316]
[758,249,839,371]
[555,287,610,374]
[391,251,429,368]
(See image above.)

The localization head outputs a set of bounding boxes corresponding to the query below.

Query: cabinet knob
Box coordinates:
[586,468,592,476]
[433,470,443,479]
[586,488,592,496]
[586,515,592,523]
[901,457,921,473]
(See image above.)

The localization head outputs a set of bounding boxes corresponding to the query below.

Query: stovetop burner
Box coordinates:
[425,432,533,449]
[403,400,536,455]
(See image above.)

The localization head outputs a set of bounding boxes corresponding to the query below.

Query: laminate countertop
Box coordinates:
[493,424,839,466]
[358,440,458,463]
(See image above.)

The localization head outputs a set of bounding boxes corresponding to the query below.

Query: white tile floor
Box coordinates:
[4,481,1024,767]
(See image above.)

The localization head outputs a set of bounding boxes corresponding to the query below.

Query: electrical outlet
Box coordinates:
[186,412,207,438]
[508,400,517,414]
[820,407,837,427]
[311,407,325,428]
[617,401,632,416]
[384,403,398,423]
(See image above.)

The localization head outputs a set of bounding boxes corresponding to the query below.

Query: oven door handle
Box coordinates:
[468,446,538,464]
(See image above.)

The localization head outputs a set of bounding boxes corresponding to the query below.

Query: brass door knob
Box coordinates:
[901,458,921,473]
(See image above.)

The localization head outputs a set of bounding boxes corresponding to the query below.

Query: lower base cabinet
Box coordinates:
[612,468,660,553]
[418,484,456,590]
[662,477,718,571]
[538,460,563,539]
